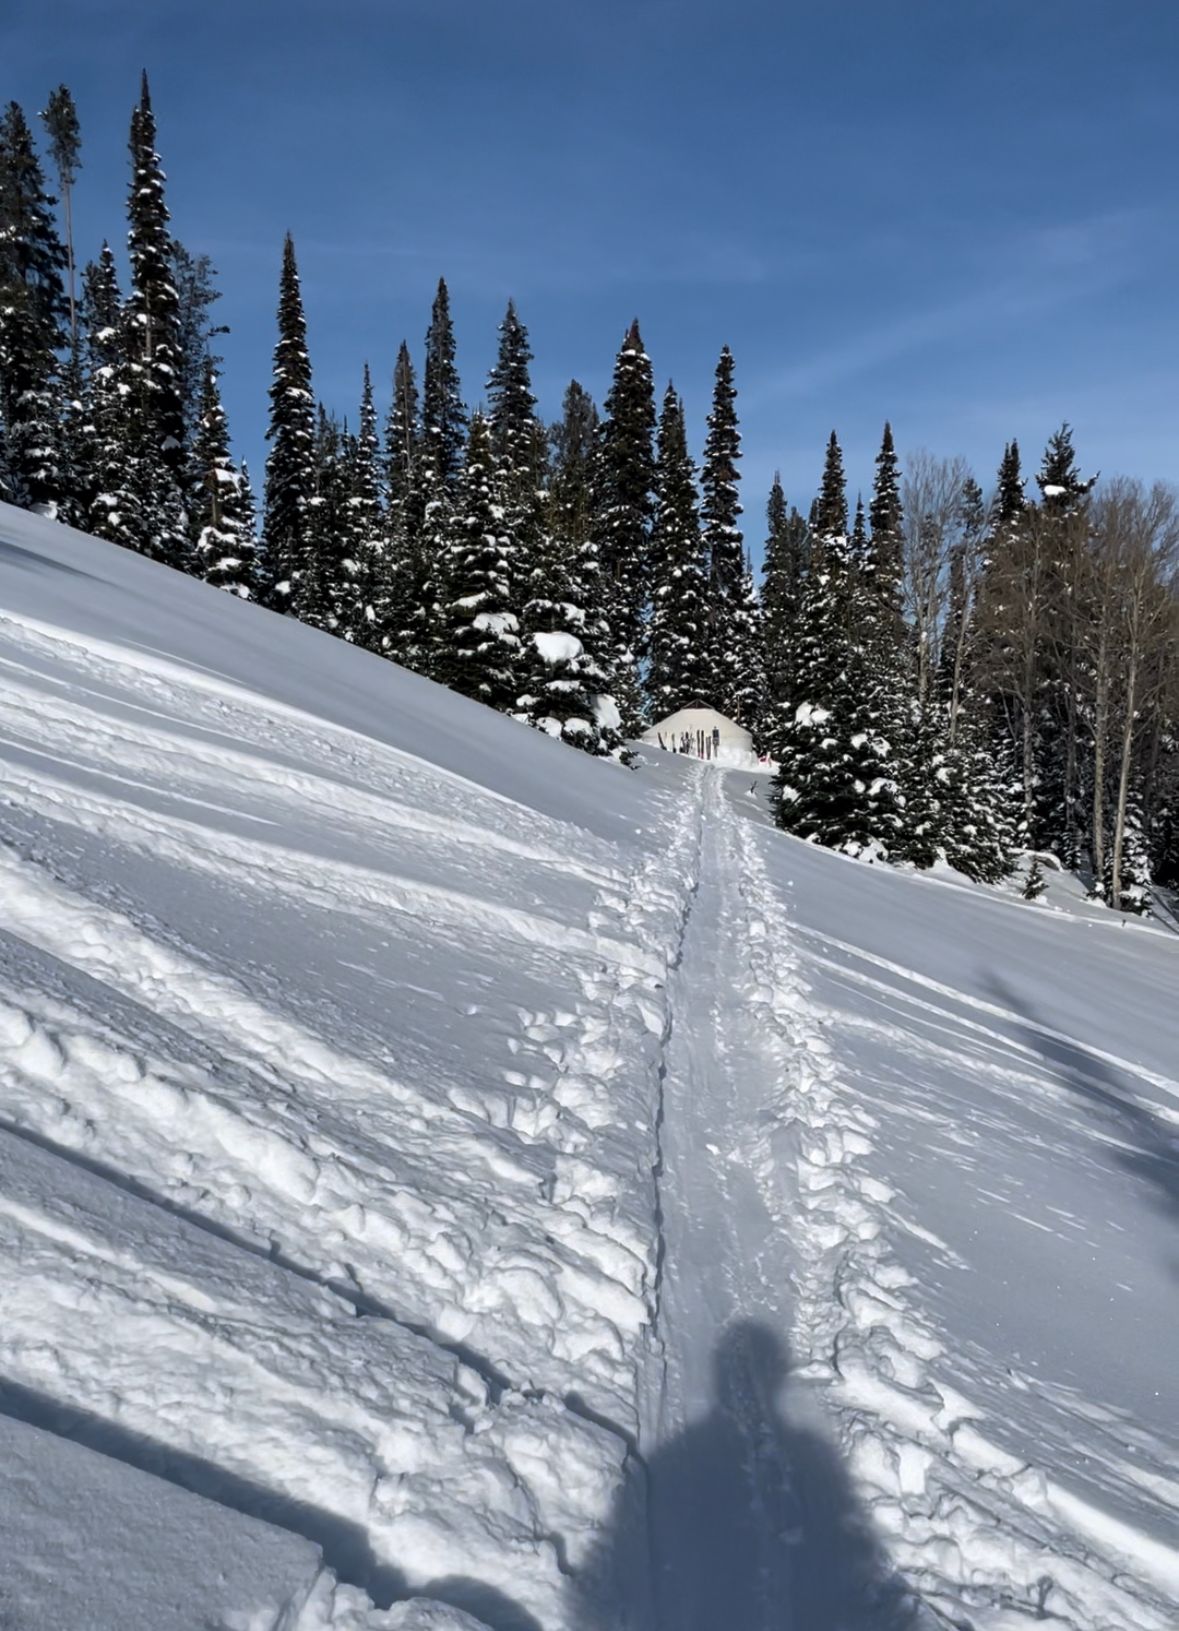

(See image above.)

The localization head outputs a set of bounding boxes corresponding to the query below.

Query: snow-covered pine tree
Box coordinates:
[594,320,656,733]
[435,411,520,709]
[340,363,386,646]
[262,233,315,609]
[517,419,620,758]
[700,345,757,723]
[39,86,87,527]
[0,101,68,513]
[171,242,225,528]
[774,432,900,857]
[300,405,351,632]
[542,380,624,756]
[1035,422,1097,867]
[849,495,867,559]
[647,383,709,717]
[759,476,808,743]
[382,338,425,665]
[190,357,257,596]
[80,244,133,545]
[417,278,468,675]
[124,75,186,503]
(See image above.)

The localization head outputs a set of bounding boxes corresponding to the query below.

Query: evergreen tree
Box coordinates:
[80,244,133,545]
[1036,422,1097,513]
[417,278,468,672]
[0,101,68,512]
[39,86,85,526]
[262,233,315,608]
[341,363,386,645]
[774,432,901,856]
[760,476,808,720]
[39,85,81,358]
[867,421,903,590]
[849,495,867,559]
[813,430,848,543]
[124,74,185,483]
[486,298,544,633]
[382,338,427,665]
[300,405,351,631]
[699,345,760,724]
[190,357,256,596]
[422,277,466,491]
[594,319,656,732]
[544,379,622,755]
[436,411,520,708]
[994,439,1026,528]
[647,384,709,716]
[517,389,619,756]
[171,242,225,508]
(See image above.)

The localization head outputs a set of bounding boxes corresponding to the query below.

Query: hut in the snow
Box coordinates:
[640,706,760,767]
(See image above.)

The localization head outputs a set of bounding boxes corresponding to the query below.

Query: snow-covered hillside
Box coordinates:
[1,503,1176,1631]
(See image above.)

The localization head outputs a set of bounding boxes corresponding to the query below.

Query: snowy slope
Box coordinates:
[1,502,1177,1631]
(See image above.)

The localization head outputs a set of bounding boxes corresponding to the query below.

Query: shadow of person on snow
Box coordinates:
[571,1319,913,1631]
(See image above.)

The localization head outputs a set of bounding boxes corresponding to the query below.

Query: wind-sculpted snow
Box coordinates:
[1,504,1177,1631]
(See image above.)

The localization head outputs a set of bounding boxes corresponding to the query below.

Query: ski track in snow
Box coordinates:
[1,508,1177,1630]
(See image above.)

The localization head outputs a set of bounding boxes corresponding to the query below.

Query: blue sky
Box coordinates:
[7,0,1178,546]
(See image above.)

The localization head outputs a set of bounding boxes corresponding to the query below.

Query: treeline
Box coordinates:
[2,77,1177,910]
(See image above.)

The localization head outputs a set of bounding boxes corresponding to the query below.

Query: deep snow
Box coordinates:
[0,503,1176,1631]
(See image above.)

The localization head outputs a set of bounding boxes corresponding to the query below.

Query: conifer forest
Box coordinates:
[3,76,1177,914]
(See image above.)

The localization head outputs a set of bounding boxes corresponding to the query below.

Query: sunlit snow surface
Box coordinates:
[0,504,1176,1631]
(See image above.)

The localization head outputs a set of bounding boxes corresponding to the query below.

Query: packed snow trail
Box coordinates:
[573,767,919,1631]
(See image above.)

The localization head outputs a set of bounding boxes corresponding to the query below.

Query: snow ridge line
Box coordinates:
[729,807,1176,1631]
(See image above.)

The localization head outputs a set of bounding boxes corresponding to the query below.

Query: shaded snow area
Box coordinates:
[1,504,1177,1631]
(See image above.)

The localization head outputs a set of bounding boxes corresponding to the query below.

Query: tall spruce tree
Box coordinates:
[191,357,256,596]
[80,244,133,544]
[436,411,520,708]
[300,405,351,631]
[760,476,808,725]
[647,384,709,716]
[40,86,81,357]
[0,101,68,512]
[382,338,426,665]
[341,363,386,646]
[39,86,86,525]
[594,319,656,732]
[517,388,618,755]
[774,431,900,856]
[125,74,185,484]
[543,379,622,755]
[700,345,759,721]
[417,278,467,673]
[486,298,543,628]
[262,233,315,608]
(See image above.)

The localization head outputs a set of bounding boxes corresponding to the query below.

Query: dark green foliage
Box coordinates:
[0,101,68,511]
[595,319,656,731]
[80,244,132,544]
[812,431,847,546]
[262,233,315,608]
[700,345,758,724]
[299,406,351,630]
[760,477,808,723]
[39,84,81,359]
[1036,422,1096,513]
[647,384,709,717]
[436,412,520,709]
[422,276,466,493]
[125,75,186,484]
[341,363,386,646]
[191,357,257,596]
[774,431,901,857]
